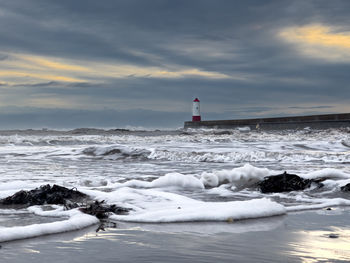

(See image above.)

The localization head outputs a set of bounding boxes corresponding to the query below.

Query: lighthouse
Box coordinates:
[192,98,201,122]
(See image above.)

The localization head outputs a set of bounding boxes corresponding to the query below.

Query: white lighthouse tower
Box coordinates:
[192,98,201,122]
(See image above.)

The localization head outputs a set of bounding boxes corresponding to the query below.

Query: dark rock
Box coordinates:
[341,183,350,192]
[259,172,312,193]
[0,184,87,206]
[328,233,339,238]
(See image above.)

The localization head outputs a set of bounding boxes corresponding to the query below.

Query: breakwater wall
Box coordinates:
[184,113,350,130]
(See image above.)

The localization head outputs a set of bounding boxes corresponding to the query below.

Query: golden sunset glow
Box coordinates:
[279,24,350,61]
[0,70,84,83]
[0,53,230,85]
[280,25,350,49]
[16,54,89,72]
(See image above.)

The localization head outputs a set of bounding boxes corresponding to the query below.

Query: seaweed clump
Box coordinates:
[0,184,131,221]
[0,184,87,206]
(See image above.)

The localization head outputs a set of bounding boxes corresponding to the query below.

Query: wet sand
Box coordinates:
[1,208,350,263]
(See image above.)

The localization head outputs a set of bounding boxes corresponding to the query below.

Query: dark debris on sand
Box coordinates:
[0,184,131,221]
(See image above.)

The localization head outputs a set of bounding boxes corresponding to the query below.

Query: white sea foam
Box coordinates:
[0,181,42,191]
[0,207,98,242]
[113,164,272,190]
[237,126,251,132]
[200,164,271,188]
[0,181,44,199]
[84,186,286,223]
[122,173,205,189]
[304,168,350,180]
[110,197,286,223]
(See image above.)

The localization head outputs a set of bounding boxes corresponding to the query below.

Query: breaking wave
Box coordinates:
[148,149,350,164]
[110,164,350,193]
[82,145,151,160]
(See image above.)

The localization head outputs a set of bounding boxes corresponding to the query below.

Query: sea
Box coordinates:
[1,127,350,262]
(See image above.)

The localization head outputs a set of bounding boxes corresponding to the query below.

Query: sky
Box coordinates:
[0,0,350,129]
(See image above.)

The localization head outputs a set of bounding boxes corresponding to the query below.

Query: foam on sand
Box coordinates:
[89,185,286,223]
[0,207,99,243]
[110,197,286,223]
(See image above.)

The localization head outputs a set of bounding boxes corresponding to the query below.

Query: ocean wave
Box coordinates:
[0,135,109,146]
[82,145,151,160]
[148,148,350,164]
[108,164,350,191]
[108,164,270,190]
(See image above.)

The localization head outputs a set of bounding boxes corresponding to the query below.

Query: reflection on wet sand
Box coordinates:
[288,227,350,262]
[115,215,286,235]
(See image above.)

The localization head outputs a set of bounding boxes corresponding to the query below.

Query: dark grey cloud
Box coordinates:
[0,0,347,67]
[0,0,349,128]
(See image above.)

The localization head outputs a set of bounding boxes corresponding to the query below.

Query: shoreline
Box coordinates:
[1,208,350,262]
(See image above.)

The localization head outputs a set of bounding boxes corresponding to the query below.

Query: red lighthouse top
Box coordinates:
[193,98,200,102]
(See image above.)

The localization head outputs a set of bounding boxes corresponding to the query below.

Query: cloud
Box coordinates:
[17,54,88,72]
[0,70,84,83]
[0,54,8,61]
[0,0,350,128]
[279,24,350,62]
[0,52,231,86]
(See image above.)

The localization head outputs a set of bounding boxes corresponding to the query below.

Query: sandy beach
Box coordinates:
[1,208,350,263]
